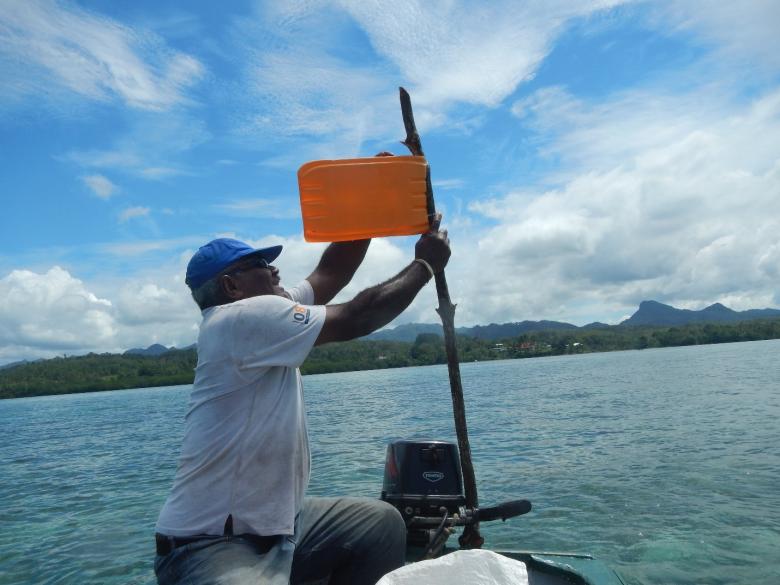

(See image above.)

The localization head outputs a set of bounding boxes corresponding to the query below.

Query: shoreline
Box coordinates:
[2,326,779,399]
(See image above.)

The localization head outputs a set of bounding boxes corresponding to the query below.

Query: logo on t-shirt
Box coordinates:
[292,305,310,324]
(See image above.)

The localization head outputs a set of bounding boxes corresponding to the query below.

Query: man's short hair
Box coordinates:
[191,276,224,310]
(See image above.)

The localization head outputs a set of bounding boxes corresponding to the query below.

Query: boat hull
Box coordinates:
[405,547,626,585]
[501,551,626,585]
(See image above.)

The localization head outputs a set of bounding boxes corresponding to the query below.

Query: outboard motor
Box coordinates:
[381,439,532,554]
[381,439,466,522]
[381,439,466,547]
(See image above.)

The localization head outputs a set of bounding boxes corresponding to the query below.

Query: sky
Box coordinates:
[1,0,779,365]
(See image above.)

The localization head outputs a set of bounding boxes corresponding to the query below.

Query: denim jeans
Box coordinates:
[155,497,406,585]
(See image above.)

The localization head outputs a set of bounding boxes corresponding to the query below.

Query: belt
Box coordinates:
[155,532,279,556]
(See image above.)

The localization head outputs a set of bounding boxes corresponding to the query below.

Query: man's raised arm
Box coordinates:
[306,239,371,304]
[315,219,450,345]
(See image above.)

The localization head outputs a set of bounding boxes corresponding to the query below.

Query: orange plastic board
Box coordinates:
[298,156,429,242]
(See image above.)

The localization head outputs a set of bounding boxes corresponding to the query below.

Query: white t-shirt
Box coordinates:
[156,281,325,537]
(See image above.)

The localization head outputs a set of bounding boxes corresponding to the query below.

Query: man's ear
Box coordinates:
[219,274,242,300]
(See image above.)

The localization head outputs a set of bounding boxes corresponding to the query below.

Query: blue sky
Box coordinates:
[1,0,779,364]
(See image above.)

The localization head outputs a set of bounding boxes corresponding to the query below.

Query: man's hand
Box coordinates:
[415,213,450,274]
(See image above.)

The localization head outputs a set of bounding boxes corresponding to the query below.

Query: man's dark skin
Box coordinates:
[216,213,450,345]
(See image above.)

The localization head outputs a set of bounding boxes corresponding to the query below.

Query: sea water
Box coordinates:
[1,340,778,584]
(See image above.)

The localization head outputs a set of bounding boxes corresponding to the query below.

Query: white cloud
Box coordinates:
[433,178,465,190]
[659,0,780,71]
[0,264,201,363]
[231,1,631,157]
[99,236,202,257]
[82,174,118,199]
[240,48,395,158]
[230,0,780,164]
[509,84,761,176]
[140,166,182,179]
[65,150,143,170]
[458,86,780,324]
[0,267,116,355]
[335,0,628,108]
[0,0,205,110]
[119,206,150,222]
[64,112,210,176]
[92,254,201,351]
[111,276,200,349]
[214,198,300,219]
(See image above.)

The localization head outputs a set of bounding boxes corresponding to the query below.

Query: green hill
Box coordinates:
[0,350,197,399]
[2,317,780,399]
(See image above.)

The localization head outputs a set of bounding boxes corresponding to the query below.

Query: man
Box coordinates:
[155,216,451,585]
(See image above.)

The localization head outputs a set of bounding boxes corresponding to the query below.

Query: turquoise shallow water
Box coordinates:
[1,340,779,584]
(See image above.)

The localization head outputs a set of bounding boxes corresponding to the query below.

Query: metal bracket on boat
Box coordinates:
[410,499,532,559]
[408,499,532,530]
[421,507,454,559]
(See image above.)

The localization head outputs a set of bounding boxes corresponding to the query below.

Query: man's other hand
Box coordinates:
[415,213,450,274]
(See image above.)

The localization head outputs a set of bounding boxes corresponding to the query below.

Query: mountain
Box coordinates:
[621,301,780,327]
[464,320,577,339]
[0,359,36,371]
[365,319,577,342]
[124,343,175,356]
[366,301,780,342]
[582,322,611,329]
[742,308,780,320]
[365,323,443,342]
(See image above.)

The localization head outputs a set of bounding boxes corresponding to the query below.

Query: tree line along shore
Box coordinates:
[2,318,779,399]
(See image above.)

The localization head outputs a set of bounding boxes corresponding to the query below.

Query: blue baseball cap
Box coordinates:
[185,238,283,290]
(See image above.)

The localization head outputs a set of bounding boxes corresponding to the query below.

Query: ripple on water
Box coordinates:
[2,341,780,585]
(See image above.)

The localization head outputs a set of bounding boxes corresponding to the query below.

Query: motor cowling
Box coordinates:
[380,439,466,523]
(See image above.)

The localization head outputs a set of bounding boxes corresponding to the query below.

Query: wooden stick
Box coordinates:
[399,87,483,549]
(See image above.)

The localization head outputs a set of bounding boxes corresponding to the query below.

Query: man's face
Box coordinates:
[222,255,288,300]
